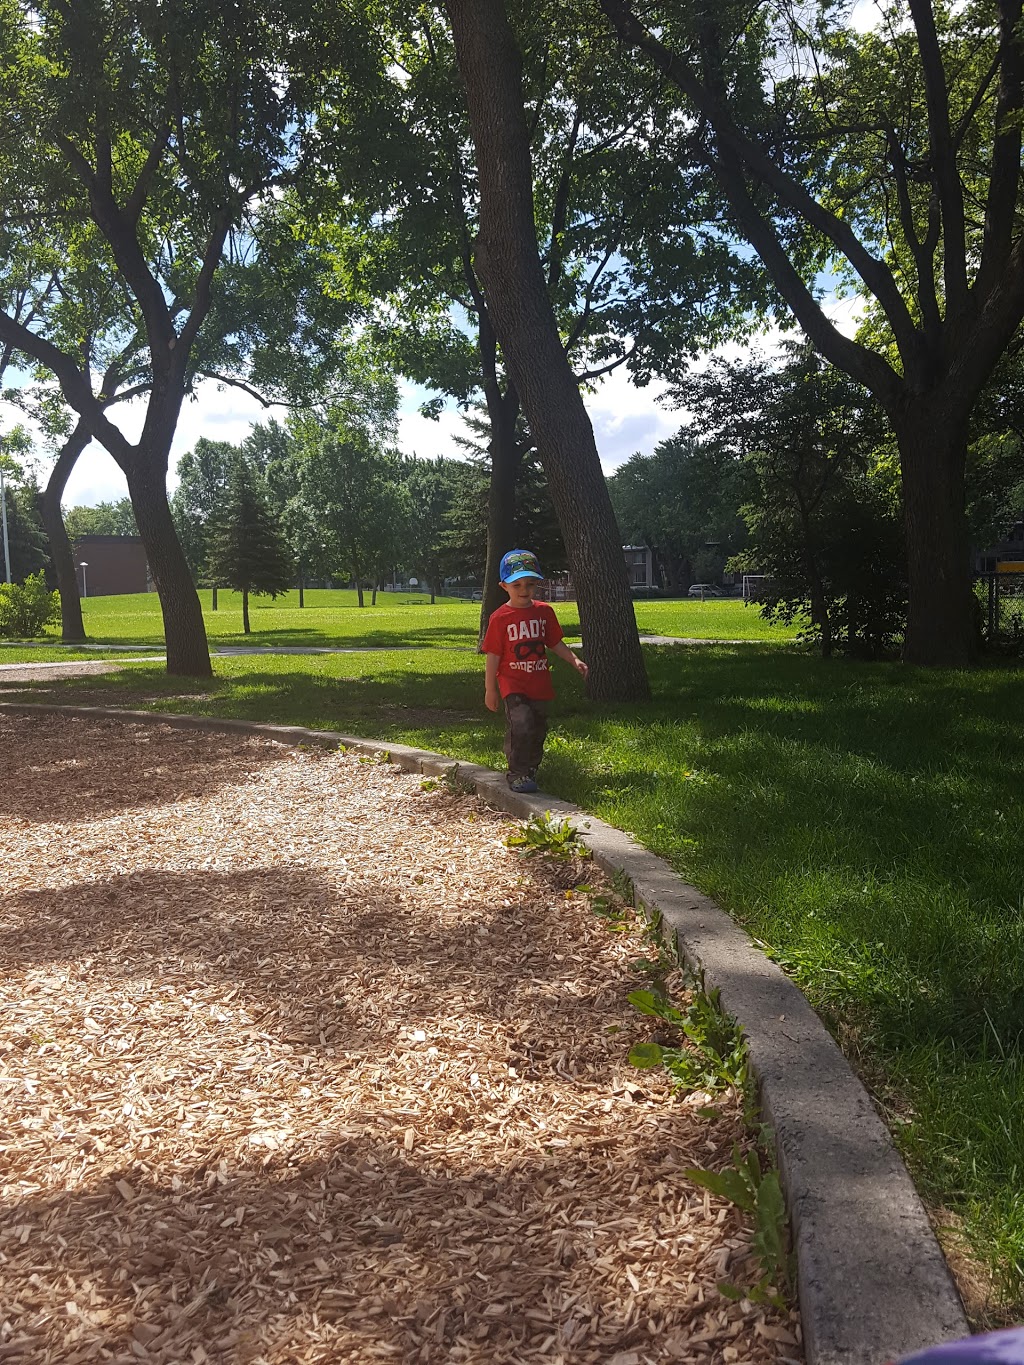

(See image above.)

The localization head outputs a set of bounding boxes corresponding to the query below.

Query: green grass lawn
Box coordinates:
[53,588,798,649]
[5,607,1020,1316]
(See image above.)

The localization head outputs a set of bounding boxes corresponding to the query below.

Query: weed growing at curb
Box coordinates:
[420,763,475,796]
[583,881,796,1311]
[505,811,592,864]
[685,1144,794,1307]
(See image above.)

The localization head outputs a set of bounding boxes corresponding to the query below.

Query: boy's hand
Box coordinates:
[574,658,589,680]
[485,685,501,712]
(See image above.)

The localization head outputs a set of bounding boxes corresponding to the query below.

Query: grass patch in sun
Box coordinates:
[25,588,800,650]
[8,640,1023,1316]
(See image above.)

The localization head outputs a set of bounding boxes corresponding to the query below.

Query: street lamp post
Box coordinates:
[79,562,89,598]
[0,465,11,585]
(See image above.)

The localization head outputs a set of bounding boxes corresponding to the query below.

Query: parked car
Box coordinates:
[687,583,723,598]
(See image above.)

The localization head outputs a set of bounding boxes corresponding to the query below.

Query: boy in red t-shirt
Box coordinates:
[482,549,588,793]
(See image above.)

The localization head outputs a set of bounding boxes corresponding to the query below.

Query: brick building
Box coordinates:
[70,535,151,597]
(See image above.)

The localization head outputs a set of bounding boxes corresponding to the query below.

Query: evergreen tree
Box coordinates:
[5,483,50,583]
[206,457,294,635]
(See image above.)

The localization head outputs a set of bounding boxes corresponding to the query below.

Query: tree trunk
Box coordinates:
[299,575,304,608]
[40,422,90,643]
[125,457,212,677]
[242,587,250,635]
[480,385,522,640]
[446,0,650,702]
[353,556,364,608]
[212,585,218,611]
[893,405,974,667]
[372,580,378,606]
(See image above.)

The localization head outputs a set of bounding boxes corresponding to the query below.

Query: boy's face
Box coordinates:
[501,577,539,608]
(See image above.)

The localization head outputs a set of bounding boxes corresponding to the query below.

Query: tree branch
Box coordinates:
[976,0,1024,301]
[598,0,921,363]
[574,343,634,383]
[546,104,583,289]
[0,312,135,466]
[708,143,905,406]
[906,0,969,319]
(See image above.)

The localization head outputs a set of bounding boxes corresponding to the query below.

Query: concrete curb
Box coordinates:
[2,702,969,1364]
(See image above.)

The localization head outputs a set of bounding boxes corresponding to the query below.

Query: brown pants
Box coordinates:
[503,693,548,779]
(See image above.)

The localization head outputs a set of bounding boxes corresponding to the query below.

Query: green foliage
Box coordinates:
[64,498,138,540]
[676,345,905,658]
[1,479,49,582]
[287,410,410,601]
[608,435,750,592]
[505,810,591,864]
[421,762,475,795]
[205,455,294,621]
[171,440,238,582]
[0,570,59,637]
[686,1143,793,1304]
[627,983,748,1094]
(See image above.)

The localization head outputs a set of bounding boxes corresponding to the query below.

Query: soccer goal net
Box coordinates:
[742,575,768,605]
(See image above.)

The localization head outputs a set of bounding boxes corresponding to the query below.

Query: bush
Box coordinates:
[0,571,60,638]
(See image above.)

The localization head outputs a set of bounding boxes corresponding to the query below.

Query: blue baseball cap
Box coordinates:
[499,549,544,583]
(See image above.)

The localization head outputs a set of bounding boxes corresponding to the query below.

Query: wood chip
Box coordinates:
[0,714,803,1363]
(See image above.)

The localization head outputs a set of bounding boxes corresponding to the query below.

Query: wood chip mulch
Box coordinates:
[0,714,802,1364]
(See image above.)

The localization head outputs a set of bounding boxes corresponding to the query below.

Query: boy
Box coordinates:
[482,548,588,793]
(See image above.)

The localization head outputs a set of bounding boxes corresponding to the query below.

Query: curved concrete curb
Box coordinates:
[2,702,969,1364]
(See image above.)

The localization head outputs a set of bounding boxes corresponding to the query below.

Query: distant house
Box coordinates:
[623,545,655,590]
[70,535,151,597]
[976,521,1024,574]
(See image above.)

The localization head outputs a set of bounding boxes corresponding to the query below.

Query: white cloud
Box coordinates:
[3,295,865,508]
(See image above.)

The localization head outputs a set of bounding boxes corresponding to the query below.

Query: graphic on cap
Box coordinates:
[499,549,544,582]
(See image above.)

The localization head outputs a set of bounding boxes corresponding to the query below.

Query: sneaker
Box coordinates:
[508,775,539,794]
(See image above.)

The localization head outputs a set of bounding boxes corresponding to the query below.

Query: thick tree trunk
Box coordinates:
[124,457,212,677]
[40,422,90,642]
[480,386,522,639]
[446,0,650,701]
[893,406,974,667]
[242,588,251,635]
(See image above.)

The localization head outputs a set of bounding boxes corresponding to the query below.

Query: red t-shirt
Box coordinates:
[482,601,564,700]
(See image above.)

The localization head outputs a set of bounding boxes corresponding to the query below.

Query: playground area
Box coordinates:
[0,714,800,1364]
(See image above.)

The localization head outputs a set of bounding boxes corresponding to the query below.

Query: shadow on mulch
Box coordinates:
[2,1123,747,1364]
[0,714,288,824]
[0,863,624,1058]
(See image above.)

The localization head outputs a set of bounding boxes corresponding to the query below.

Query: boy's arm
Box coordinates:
[484,652,501,711]
[550,639,588,679]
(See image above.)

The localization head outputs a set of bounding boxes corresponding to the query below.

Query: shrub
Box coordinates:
[0,571,60,638]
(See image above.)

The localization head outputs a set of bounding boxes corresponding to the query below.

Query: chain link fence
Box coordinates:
[976,572,1024,649]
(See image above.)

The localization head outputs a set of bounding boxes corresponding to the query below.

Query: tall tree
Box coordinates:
[206,456,293,636]
[0,0,382,674]
[170,439,238,584]
[323,5,744,641]
[600,0,1024,667]
[288,414,410,609]
[609,437,750,592]
[444,0,649,700]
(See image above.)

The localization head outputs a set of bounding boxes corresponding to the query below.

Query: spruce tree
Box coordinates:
[206,457,293,635]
